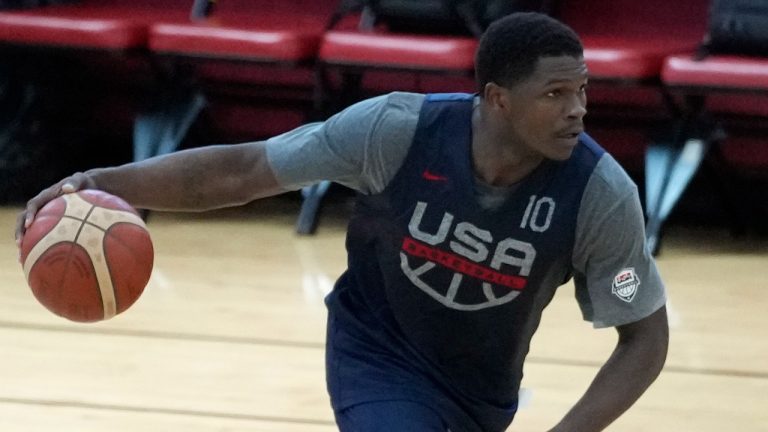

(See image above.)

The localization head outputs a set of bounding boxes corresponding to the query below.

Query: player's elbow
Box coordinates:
[618,306,669,376]
[644,328,668,379]
[216,142,284,207]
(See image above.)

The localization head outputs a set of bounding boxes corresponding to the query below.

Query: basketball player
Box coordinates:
[16,13,668,432]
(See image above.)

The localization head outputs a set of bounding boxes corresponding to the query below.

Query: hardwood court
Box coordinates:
[1,197,767,432]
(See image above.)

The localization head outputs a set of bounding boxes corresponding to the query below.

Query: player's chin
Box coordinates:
[544,141,577,161]
[547,135,579,158]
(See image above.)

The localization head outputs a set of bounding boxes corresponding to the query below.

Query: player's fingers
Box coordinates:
[61,181,77,193]
[19,191,45,237]
[58,172,91,195]
[15,198,41,260]
[14,210,27,248]
[65,172,97,192]
[16,173,91,240]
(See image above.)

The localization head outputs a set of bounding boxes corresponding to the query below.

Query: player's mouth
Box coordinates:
[554,127,583,145]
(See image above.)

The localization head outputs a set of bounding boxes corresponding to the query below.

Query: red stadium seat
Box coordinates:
[642,52,768,249]
[662,54,768,91]
[143,3,337,234]
[582,36,698,82]
[306,30,478,235]
[558,0,712,253]
[0,2,184,166]
[0,4,148,50]
[148,13,326,63]
[319,31,477,72]
[577,36,703,255]
[5,0,761,238]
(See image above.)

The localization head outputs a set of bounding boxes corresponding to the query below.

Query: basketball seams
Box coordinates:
[23,224,100,321]
[22,191,152,322]
[22,217,81,280]
[77,223,116,320]
[66,193,148,232]
[68,194,148,320]
[23,194,137,320]
[72,204,97,244]
[62,195,116,320]
[60,209,147,232]
[72,197,148,320]
[102,224,153,315]
[85,203,151,318]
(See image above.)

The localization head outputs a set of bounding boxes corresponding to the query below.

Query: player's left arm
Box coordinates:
[551,154,669,431]
[548,306,668,432]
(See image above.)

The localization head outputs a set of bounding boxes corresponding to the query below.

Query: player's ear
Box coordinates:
[483,82,509,111]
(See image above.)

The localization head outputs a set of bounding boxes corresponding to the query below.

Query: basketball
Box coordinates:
[19,190,154,322]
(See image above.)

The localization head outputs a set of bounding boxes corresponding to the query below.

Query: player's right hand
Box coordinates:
[15,172,98,251]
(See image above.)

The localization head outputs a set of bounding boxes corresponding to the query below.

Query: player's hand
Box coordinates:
[15,172,97,250]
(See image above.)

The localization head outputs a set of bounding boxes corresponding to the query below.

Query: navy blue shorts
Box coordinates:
[334,400,449,432]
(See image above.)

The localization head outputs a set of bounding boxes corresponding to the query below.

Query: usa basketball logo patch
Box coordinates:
[612,268,640,302]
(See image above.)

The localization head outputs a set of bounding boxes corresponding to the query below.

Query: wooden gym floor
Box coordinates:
[1,197,766,431]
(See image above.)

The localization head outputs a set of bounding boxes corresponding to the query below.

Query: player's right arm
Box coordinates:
[15,141,282,245]
[15,92,422,247]
[554,153,668,431]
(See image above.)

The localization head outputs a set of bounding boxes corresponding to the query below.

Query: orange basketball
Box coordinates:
[20,190,154,322]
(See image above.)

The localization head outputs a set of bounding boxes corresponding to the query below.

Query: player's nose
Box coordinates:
[566,95,587,120]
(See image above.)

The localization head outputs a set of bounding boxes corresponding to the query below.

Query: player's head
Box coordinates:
[475,13,588,161]
[475,12,584,91]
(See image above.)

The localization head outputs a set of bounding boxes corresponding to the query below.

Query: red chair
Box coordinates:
[559,0,710,254]
[646,53,768,248]
[138,2,329,165]
[142,1,336,233]
[303,4,545,235]
[0,0,196,166]
[0,2,148,50]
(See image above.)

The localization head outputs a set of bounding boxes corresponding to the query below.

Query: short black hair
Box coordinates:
[475,12,583,92]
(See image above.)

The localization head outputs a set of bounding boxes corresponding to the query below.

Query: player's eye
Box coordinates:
[546,89,562,98]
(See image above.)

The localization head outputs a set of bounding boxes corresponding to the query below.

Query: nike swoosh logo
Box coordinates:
[422,170,448,182]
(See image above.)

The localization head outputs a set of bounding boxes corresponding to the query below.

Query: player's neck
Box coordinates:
[471,105,544,187]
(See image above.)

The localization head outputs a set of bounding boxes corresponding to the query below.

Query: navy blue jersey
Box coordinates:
[326,93,605,431]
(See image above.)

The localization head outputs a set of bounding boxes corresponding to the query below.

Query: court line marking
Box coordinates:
[0,397,335,426]
[1,321,766,380]
[0,320,323,349]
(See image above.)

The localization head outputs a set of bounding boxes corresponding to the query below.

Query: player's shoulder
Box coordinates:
[341,92,424,128]
[362,91,425,112]
[386,91,427,105]
[576,136,637,203]
[381,92,426,121]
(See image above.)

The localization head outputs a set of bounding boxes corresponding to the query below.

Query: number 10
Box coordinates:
[520,195,555,233]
